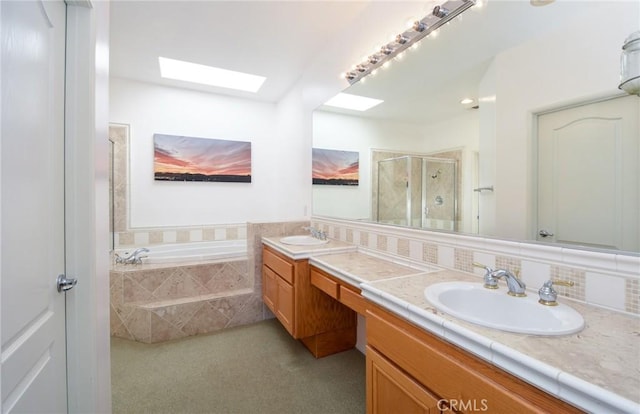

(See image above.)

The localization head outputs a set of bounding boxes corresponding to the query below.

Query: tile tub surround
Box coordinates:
[110,220,321,343]
[246,220,314,294]
[308,251,640,413]
[115,223,247,249]
[312,216,640,315]
[110,258,263,343]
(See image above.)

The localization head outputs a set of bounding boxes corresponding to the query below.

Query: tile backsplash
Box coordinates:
[313,217,640,315]
[115,224,247,248]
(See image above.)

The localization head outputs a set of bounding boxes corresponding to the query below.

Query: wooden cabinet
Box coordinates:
[310,265,368,315]
[262,249,294,335]
[261,245,356,357]
[367,346,440,414]
[366,304,582,414]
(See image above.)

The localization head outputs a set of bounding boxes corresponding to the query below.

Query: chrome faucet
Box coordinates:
[115,247,149,265]
[491,269,527,297]
[538,279,575,306]
[472,262,499,289]
[303,226,327,240]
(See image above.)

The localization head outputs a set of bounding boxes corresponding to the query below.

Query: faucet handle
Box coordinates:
[472,262,490,270]
[472,262,499,289]
[538,279,574,306]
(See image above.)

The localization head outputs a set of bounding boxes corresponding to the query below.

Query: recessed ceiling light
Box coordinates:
[158,57,266,93]
[460,98,475,105]
[323,93,384,111]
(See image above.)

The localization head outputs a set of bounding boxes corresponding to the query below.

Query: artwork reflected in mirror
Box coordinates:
[312,148,359,186]
[312,1,640,253]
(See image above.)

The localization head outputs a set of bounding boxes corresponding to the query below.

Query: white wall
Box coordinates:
[110,78,309,228]
[483,1,639,240]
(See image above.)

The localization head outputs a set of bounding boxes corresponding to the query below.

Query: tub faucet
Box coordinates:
[115,247,149,265]
[492,269,527,297]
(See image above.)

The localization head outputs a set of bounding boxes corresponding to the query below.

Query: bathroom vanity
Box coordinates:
[261,237,640,413]
[261,242,357,357]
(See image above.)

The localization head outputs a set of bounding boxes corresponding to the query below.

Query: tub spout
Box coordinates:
[115,247,149,265]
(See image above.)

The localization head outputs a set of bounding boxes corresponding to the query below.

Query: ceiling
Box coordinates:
[109,1,374,103]
[109,1,582,124]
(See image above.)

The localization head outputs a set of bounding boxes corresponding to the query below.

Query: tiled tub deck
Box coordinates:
[110,258,263,343]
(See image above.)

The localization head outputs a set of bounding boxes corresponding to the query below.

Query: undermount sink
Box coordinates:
[279,235,329,246]
[424,282,584,336]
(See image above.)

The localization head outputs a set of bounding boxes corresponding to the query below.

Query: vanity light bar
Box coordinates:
[344,0,477,84]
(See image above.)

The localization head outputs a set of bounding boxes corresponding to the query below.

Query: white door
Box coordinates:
[537,95,639,251]
[1,1,69,412]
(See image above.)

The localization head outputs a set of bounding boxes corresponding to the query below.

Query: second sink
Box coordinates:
[424,282,584,336]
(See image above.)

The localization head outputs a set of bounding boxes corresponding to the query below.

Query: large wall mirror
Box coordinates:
[313,0,640,254]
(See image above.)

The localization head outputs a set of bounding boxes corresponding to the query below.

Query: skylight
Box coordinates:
[323,93,384,111]
[158,57,266,93]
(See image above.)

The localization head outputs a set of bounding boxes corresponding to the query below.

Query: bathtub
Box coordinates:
[116,240,247,264]
[111,238,257,343]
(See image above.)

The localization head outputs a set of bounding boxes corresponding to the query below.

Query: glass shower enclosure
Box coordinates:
[376,156,457,231]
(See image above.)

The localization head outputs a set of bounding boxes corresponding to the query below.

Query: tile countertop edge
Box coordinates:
[307,258,368,287]
[261,237,357,260]
[360,284,640,414]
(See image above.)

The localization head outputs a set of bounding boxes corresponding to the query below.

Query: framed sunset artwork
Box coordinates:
[312,148,359,186]
[153,134,252,183]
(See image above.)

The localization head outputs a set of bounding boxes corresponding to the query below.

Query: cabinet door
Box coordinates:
[367,347,440,414]
[262,265,277,313]
[276,277,295,336]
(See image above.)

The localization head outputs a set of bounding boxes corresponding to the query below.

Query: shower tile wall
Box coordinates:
[372,149,463,230]
[409,159,422,227]
[313,217,640,315]
[424,160,456,229]
[377,156,409,225]
[427,149,463,231]
[110,123,128,234]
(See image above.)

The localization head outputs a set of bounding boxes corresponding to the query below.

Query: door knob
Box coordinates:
[56,274,77,292]
[538,229,554,238]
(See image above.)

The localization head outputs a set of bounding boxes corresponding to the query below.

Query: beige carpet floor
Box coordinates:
[111,318,366,414]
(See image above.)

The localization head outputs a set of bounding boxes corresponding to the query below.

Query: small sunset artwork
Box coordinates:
[154,134,251,183]
[312,148,359,186]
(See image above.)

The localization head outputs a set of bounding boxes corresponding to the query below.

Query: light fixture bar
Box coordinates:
[344,0,476,84]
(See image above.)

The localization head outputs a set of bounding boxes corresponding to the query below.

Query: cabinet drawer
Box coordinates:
[310,268,339,299]
[263,247,294,284]
[340,285,367,315]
